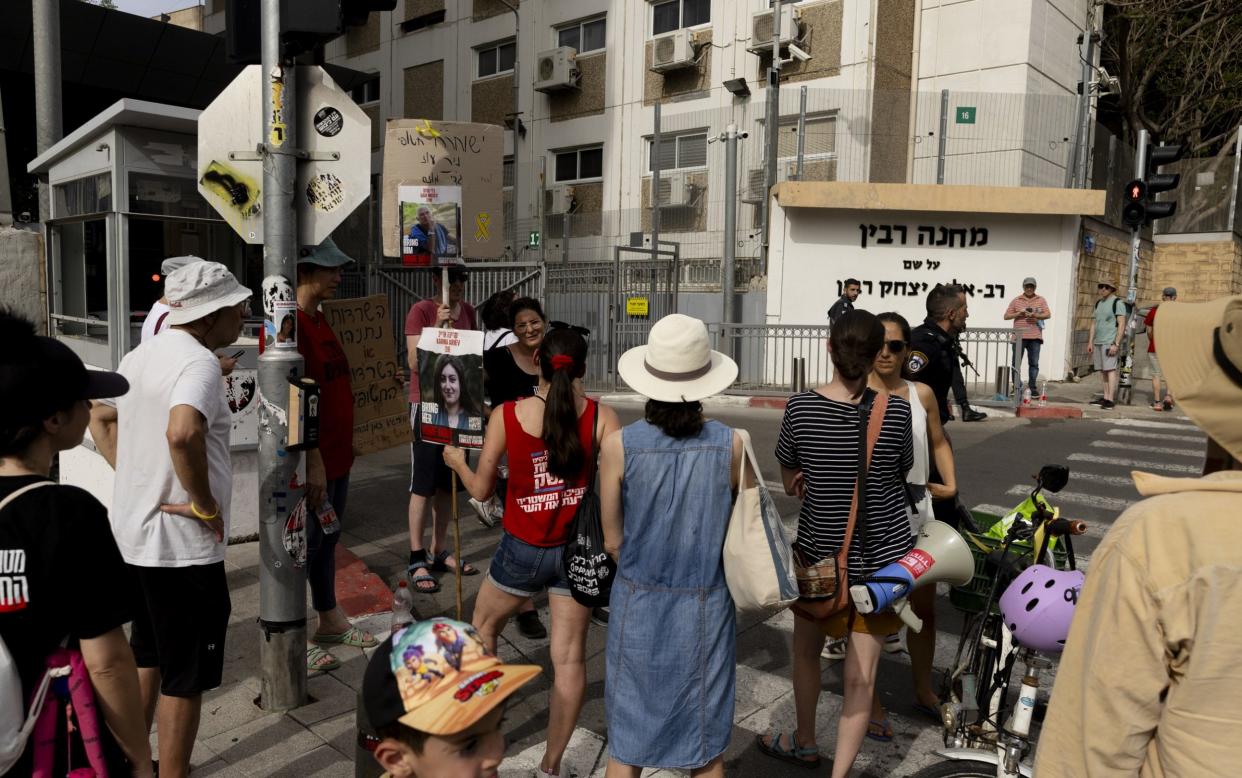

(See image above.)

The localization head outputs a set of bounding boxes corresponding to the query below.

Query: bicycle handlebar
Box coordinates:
[1045,518,1087,537]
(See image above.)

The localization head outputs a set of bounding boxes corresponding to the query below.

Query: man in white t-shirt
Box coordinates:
[141,256,198,342]
[89,261,250,778]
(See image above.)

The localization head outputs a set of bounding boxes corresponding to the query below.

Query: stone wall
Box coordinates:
[549,53,606,122]
[644,30,712,105]
[471,75,513,127]
[346,13,381,56]
[0,228,47,332]
[1072,219,1154,374]
[755,0,843,84]
[404,60,444,120]
[1152,234,1242,303]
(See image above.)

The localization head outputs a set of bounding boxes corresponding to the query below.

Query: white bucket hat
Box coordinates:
[618,314,738,402]
[165,261,252,326]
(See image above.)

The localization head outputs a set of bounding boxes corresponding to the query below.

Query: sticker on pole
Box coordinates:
[313,106,344,137]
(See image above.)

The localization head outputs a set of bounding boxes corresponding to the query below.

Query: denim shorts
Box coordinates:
[487,531,572,598]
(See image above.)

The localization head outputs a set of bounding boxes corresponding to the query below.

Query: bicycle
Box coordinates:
[908,464,1087,778]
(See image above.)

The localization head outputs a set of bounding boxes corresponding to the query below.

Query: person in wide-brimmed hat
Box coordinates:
[598,314,748,777]
[1037,295,1242,777]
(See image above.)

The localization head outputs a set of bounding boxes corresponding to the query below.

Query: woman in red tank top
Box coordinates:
[444,328,620,778]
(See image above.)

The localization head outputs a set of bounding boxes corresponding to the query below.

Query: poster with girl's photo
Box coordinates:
[417,327,485,448]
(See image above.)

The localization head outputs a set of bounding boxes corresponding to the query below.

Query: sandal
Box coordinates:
[866,717,894,743]
[756,731,821,769]
[430,549,479,576]
[307,644,340,673]
[313,626,379,648]
[407,558,441,594]
[1151,402,1164,411]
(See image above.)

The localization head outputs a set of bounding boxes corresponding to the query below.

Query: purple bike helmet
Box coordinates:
[998,564,1085,654]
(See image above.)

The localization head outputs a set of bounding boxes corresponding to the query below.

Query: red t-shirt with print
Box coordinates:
[1144,305,1158,353]
[297,308,356,480]
[501,399,596,547]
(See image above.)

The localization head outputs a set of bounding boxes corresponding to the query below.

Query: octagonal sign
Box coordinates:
[198,65,371,246]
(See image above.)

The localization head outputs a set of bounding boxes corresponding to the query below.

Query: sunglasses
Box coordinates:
[550,321,591,339]
[883,339,906,353]
[1097,284,1114,290]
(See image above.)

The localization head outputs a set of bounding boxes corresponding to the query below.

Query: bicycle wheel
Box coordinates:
[907,759,1002,778]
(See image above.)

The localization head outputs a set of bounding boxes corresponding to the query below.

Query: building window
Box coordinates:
[648,132,708,172]
[776,114,837,161]
[554,146,604,183]
[557,15,606,53]
[652,0,710,36]
[477,40,517,79]
[351,78,380,106]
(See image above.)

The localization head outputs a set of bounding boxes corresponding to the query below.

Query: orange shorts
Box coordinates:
[815,606,903,639]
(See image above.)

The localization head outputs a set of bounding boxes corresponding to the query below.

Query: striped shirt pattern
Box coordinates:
[1005,294,1049,341]
[776,391,915,578]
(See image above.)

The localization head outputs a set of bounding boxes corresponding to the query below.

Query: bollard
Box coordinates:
[791,357,806,393]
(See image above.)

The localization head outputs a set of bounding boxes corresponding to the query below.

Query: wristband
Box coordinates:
[191,502,220,521]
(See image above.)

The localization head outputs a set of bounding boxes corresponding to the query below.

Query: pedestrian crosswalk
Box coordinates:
[968,416,1208,570]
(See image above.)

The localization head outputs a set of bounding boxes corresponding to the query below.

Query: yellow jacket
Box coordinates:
[1036,470,1242,777]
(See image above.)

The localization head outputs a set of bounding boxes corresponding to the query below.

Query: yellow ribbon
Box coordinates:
[475,212,491,241]
[415,119,441,139]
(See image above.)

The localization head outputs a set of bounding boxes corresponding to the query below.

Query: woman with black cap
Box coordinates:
[0,310,152,777]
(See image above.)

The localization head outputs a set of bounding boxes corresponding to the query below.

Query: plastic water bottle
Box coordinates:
[1038,383,1048,408]
[317,498,341,535]
[1022,387,1032,406]
[391,580,415,633]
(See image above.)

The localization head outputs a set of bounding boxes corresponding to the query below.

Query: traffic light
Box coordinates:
[226,0,396,63]
[1120,143,1184,228]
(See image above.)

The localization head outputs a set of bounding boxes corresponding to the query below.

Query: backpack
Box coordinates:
[0,481,55,774]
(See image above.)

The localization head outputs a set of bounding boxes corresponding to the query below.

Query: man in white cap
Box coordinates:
[1003,277,1050,397]
[1036,294,1242,776]
[89,261,251,778]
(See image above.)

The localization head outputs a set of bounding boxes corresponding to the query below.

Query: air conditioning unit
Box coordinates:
[650,172,693,208]
[650,29,696,72]
[534,46,580,93]
[546,185,576,215]
[741,168,768,204]
[747,6,800,53]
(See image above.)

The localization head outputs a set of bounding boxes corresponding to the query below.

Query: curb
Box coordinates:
[1016,405,1083,419]
[334,544,394,618]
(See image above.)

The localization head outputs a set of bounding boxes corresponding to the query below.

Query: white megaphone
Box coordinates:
[849,520,973,632]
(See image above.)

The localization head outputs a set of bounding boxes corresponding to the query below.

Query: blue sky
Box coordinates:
[112,0,205,18]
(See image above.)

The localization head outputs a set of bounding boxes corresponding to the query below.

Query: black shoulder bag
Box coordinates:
[561,402,615,607]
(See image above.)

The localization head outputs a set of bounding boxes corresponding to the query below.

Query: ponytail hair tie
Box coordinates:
[548,354,575,372]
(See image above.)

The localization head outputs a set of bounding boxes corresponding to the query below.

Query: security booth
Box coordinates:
[28,98,264,535]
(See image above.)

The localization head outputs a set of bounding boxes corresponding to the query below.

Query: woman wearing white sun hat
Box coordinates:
[598,313,752,778]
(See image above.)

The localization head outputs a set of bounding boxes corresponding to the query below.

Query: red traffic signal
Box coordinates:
[1125,179,1146,201]
[1122,179,1147,226]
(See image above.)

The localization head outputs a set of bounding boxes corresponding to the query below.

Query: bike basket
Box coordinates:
[949,510,1070,615]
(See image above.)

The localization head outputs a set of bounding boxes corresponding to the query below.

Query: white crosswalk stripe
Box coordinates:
[1004,484,1133,512]
[1100,418,1198,431]
[1090,440,1205,458]
[1067,470,1137,488]
[971,503,1012,518]
[1106,428,1206,443]
[1067,452,1201,474]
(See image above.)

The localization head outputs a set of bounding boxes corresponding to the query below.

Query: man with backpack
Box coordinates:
[0,310,152,777]
[1087,277,1127,410]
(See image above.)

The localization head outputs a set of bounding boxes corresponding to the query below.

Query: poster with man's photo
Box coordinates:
[417,327,485,448]
[400,185,463,267]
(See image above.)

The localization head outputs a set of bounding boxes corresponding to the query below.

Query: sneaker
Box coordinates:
[1088,397,1106,406]
[960,406,988,422]
[883,632,904,654]
[1100,400,1115,409]
[590,606,610,627]
[469,497,498,528]
[821,636,848,660]
[516,609,547,640]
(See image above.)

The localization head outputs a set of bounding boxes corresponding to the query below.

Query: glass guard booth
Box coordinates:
[29,99,263,536]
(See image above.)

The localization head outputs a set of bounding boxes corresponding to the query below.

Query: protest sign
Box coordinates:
[321,294,410,456]
[416,327,485,449]
[382,120,504,260]
[399,184,463,266]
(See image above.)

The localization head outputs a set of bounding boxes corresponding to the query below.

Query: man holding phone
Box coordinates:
[1004,277,1051,396]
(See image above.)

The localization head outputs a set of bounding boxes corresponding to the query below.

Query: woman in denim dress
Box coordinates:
[599,314,747,777]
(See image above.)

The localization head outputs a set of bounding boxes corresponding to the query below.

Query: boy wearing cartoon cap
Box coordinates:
[362,618,539,777]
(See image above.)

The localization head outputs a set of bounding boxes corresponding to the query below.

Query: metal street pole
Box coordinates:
[721,124,740,360]
[760,0,784,272]
[0,85,13,226]
[651,102,662,252]
[795,85,807,180]
[936,89,949,184]
[497,0,520,257]
[1067,24,1097,188]
[258,0,307,711]
[1118,128,1147,404]
[33,0,63,223]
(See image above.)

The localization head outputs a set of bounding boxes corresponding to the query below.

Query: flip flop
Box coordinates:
[756,731,821,769]
[407,562,441,594]
[912,701,942,724]
[430,549,479,576]
[313,626,378,648]
[866,718,894,742]
[307,644,340,673]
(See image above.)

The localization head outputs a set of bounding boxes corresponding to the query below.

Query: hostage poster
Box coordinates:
[416,327,485,448]
[400,185,462,266]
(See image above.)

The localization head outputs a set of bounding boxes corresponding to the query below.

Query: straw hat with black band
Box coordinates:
[1154,295,1242,462]
[618,314,738,403]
